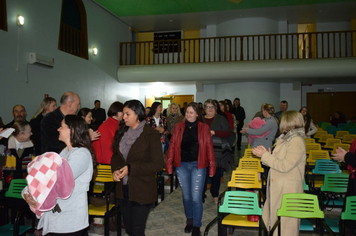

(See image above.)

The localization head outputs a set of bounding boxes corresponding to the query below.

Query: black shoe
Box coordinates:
[184,218,193,233]
[192,227,201,236]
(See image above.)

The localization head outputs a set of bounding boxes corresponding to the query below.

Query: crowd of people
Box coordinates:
[0,92,355,236]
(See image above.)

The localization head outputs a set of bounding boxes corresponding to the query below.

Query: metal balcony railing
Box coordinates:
[120,30,356,65]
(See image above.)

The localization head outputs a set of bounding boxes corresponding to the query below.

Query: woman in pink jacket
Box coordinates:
[166,102,215,236]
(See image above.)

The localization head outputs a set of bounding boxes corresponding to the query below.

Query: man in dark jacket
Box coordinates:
[232,98,245,150]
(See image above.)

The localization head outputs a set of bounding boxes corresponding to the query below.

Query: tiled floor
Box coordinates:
[88,145,341,236]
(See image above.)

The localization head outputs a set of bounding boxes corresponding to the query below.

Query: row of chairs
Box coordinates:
[319,122,356,133]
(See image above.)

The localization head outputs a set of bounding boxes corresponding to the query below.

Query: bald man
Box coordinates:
[41,92,81,153]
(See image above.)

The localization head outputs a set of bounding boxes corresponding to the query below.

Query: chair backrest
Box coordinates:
[349,128,356,134]
[314,130,327,139]
[219,190,263,216]
[5,179,28,199]
[304,138,315,143]
[320,173,349,193]
[243,149,259,159]
[303,179,309,192]
[236,158,264,173]
[312,159,342,175]
[95,164,114,182]
[319,134,334,143]
[337,123,348,129]
[325,125,336,132]
[341,196,356,220]
[335,131,349,139]
[342,134,356,144]
[305,143,321,155]
[321,123,332,130]
[307,150,329,163]
[331,143,350,154]
[227,170,262,189]
[277,193,324,219]
[323,138,342,149]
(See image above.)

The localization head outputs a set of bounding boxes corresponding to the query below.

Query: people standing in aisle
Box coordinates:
[111,100,163,236]
[166,102,215,236]
[231,98,246,150]
[146,102,168,152]
[202,99,234,204]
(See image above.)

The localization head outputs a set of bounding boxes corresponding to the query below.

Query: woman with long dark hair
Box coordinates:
[166,102,215,236]
[78,107,101,141]
[24,115,94,236]
[299,106,317,138]
[146,102,168,152]
[111,100,163,236]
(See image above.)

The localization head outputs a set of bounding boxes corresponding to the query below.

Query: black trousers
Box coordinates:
[48,228,88,236]
[119,185,152,236]
[202,167,223,203]
[237,126,243,148]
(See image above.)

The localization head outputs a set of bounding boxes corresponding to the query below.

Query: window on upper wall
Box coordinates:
[0,0,7,31]
[58,0,88,59]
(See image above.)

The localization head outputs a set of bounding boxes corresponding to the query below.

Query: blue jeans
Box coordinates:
[176,161,206,228]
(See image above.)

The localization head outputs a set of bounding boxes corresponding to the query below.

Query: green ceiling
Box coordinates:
[94,0,355,17]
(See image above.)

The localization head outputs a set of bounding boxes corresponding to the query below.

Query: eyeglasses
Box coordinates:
[206,106,215,109]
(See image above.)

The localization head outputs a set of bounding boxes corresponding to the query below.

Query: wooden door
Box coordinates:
[307,92,356,124]
[172,95,194,108]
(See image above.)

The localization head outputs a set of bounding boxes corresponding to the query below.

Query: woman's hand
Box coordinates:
[23,192,37,208]
[113,166,128,182]
[331,147,347,162]
[240,128,247,134]
[155,126,164,134]
[89,129,101,141]
[210,130,215,136]
[252,146,270,157]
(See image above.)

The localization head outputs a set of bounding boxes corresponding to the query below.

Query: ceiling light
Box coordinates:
[17,15,24,26]
[93,47,98,55]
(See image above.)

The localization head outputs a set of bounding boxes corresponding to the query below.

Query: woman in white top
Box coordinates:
[24,115,94,236]
[299,106,317,138]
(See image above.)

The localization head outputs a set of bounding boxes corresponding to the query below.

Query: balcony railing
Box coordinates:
[120,30,356,65]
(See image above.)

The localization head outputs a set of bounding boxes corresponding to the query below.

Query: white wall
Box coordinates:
[0,0,137,123]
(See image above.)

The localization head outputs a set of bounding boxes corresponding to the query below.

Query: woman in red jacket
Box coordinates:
[92,102,123,164]
[166,102,215,236]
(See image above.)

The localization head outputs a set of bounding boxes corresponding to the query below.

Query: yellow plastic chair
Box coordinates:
[342,134,356,144]
[335,131,349,139]
[318,134,334,144]
[227,170,262,190]
[304,138,316,143]
[236,158,264,173]
[305,143,321,155]
[88,164,119,236]
[4,155,16,168]
[323,138,342,149]
[242,149,259,159]
[306,150,330,165]
[314,130,327,139]
[331,143,350,154]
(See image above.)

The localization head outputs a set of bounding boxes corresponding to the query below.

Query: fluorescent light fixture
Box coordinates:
[17,15,24,25]
[93,47,98,55]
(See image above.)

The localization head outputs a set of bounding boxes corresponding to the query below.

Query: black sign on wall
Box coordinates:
[154,31,181,53]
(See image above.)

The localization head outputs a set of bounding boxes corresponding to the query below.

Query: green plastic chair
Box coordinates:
[5,179,27,199]
[312,159,342,175]
[340,196,356,236]
[0,179,36,236]
[321,122,332,130]
[269,193,335,236]
[320,173,349,210]
[204,190,267,236]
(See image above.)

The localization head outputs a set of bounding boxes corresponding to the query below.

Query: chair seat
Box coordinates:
[0,224,33,236]
[222,214,259,227]
[323,197,344,207]
[300,219,315,231]
[88,204,115,216]
[93,183,105,194]
[324,218,339,233]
